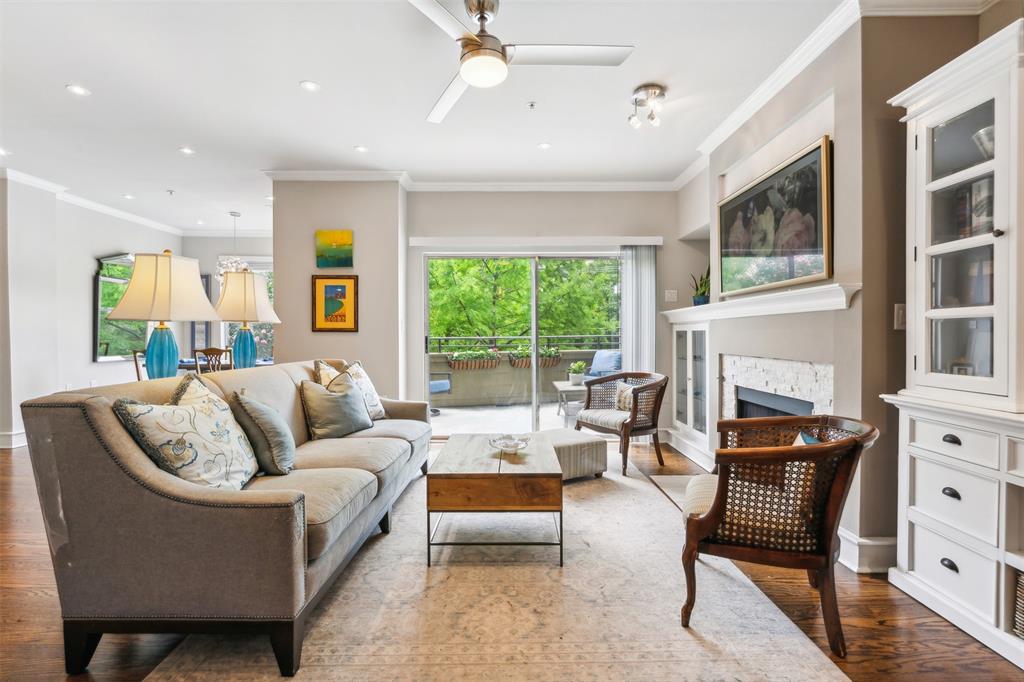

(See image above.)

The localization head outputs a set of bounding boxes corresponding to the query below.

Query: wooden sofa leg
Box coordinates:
[378,510,391,534]
[817,564,847,658]
[270,621,303,677]
[63,621,102,674]
[680,544,698,627]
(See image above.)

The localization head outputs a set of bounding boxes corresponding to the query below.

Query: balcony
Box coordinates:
[426,334,618,435]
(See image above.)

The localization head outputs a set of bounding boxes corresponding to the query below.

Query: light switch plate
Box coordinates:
[894,303,906,331]
[664,289,678,303]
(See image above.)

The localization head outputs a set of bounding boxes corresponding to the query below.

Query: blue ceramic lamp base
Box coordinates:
[233,326,256,369]
[145,324,179,379]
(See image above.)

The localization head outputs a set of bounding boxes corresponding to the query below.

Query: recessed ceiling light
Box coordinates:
[65,83,91,96]
[178,146,195,156]
[299,80,321,92]
[353,145,368,153]
[0,148,8,157]
[265,195,274,202]
[537,142,552,150]
[122,194,134,200]
[196,219,205,226]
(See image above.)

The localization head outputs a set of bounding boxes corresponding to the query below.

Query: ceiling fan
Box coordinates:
[408,0,634,123]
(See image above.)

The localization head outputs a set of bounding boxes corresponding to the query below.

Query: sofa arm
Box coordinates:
[381,398,430,423]
[21,394,307,621]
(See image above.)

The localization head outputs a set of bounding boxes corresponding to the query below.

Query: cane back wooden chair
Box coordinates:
[574,371,669,476]
[679,415,878,657]
[193,347,233,374]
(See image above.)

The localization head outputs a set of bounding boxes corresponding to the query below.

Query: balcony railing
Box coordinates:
[426,333,620,354]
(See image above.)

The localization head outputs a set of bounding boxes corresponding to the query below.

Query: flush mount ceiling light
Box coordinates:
[299,80,321,92]
[65,83,91,96]
[628,83,666,129]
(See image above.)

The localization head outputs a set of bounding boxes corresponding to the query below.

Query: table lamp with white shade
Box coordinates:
[215,268,280,368]
[107,250,220,379]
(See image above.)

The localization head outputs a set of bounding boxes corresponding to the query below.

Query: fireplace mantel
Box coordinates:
[661,282,861,324]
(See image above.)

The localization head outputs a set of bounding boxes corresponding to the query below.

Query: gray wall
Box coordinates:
[0,180,12,443]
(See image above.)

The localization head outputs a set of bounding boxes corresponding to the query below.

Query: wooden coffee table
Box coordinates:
[426,434,563,566]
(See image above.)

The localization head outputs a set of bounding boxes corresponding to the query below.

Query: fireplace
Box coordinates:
[736,386,814,418]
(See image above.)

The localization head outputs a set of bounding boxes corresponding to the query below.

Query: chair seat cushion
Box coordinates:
[294,437,411,490]
[429,379,451,393]
[244,468,377,560]
[345,419,432,456]
[577,408,630,430]
[682,474,719,518]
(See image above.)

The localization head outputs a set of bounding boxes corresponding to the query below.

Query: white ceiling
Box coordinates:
[0,0,841,234]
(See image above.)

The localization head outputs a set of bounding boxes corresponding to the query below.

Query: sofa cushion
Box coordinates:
[681,474,719,518]
[337,362,386,420]
[229,391,295,475]
[345,419,431,454]
[294,437,411,490]
[244,468,377,561]
[313,358,347,386]
[203,366,310,448]
[112,374,258,490]
[300,379,372,439]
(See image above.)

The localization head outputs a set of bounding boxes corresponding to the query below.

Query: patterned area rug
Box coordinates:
[650,474,698,512]
[147,454,845,681]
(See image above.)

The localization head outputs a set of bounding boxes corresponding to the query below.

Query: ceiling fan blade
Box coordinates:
[427,72,469,123]
[407,0,475,41]
[506,44,634,67]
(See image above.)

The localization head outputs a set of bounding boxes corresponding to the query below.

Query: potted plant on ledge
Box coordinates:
[448,348,500,371]
[568,361,587,385]
[508,345,561,369]
[691,266,710,306]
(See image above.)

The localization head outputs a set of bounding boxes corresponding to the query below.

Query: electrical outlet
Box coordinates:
[89,379,98,387]
[64,383,72,391]
[894,303,906,331]
[664,289,678,303]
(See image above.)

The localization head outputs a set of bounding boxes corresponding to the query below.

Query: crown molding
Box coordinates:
[265,170,413,189]
[409,236,664,248]
[670,156,709,191]
[860,0,999,15]
[406,180,678,192]
[0,168,67,194]
[58,193,183,236]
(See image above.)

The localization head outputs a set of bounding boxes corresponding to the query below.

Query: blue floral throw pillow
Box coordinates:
[113,373,257,490]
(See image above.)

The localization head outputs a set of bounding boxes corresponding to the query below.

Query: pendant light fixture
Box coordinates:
[216,211,249,283]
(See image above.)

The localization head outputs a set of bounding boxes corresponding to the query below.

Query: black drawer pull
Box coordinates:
[940,557,959,573]
[941,486,961,500]
[941,434,962,446]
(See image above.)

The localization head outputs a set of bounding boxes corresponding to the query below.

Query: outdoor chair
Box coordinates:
[429,371,452,416]
[574,371,668,475]
[679,415,878,658]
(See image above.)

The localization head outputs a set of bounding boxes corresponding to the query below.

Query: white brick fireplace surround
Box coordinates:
[720,355,834,420]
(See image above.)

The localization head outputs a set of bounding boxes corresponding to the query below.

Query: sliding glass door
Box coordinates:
[426,254,620,437]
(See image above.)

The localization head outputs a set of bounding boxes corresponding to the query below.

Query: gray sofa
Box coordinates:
[19,360,430,677]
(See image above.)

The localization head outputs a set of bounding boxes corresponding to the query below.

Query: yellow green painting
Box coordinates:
[315,229,354,268]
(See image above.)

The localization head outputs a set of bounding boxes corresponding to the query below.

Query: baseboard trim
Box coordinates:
[0,430,26,449]
[837,528,896,573]
[663,428,715,472]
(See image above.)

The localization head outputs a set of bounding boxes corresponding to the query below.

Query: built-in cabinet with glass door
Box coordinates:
[884,20,1024,669]
[671,322,712,468]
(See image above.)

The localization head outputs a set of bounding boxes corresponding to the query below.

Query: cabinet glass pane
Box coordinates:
[693,330,706,434]
[930,99,994,181]
[931,245,993,309]
[930,317,993,377]
[676,331,688,424]
[930,172,994,244]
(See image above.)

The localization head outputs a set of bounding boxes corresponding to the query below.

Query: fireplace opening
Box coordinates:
[736,387,814,419]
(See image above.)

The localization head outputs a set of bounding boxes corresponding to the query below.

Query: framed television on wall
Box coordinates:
[718,135,833,297]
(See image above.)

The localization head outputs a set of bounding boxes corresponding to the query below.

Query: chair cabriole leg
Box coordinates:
[817,564,846,658]
[652,433,665,466]
[680,542,698,627]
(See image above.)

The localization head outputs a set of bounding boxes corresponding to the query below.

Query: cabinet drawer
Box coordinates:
[912,456,999,545]
[910,416,999,469]
[911,523,997,622]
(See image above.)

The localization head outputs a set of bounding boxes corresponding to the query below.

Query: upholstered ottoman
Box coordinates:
[537,428,608,481]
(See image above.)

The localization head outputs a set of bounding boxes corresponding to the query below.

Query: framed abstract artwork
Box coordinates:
[315,229,354,268]
[312,275,358,332]
[718,135,833,297]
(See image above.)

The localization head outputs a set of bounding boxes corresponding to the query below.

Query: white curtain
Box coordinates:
[620,245,657,373]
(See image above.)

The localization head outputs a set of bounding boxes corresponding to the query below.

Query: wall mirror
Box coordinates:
[94,253,145,362]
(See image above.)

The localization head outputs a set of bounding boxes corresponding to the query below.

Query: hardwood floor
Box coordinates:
[2,442,1020,681]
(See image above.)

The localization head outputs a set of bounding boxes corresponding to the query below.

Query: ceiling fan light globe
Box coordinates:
[460,52,508,88]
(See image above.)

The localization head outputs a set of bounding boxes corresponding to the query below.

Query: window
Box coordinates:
[94,254,146,361]
[219,258,274,361]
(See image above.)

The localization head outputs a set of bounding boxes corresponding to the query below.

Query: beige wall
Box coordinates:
[405,191,710,423]
[0,180,11,443]
[682,16,978,545]
[677,168,710,240]
[272,180,403,398]
[980,0,1023,40]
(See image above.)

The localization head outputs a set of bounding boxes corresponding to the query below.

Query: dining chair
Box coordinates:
[193,347,233,374]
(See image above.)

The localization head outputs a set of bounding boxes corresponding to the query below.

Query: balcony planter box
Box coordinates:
[447,357,501,371]
[509,355,561,369]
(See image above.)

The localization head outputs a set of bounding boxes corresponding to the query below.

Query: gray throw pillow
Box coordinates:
[229,391,295,475]
[300,378,372,440]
